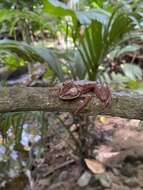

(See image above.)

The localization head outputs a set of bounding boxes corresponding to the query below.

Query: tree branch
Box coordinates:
[0,86,142,120]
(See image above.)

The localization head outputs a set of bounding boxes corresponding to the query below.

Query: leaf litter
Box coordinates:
[23,115,143,190]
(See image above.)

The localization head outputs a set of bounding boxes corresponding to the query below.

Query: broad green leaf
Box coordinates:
[109,44,140,59]
[43,0,110,26]
[111,72,129,83]
[35,48,64,81]
[76,9,110,25]
[43,0,77,25]
[121,63,142,80]
[0,40,64,81]
[117,45,140,56]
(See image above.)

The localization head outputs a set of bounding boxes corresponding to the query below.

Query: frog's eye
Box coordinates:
[63,80,73,87]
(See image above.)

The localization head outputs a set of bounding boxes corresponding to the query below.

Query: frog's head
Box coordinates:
[59,80,80,100]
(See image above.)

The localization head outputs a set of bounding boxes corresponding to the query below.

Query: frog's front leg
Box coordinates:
[74,96,92,115]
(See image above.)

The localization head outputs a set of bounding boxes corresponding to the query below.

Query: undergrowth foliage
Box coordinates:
[0,111,45,146]
[0,1,142,81]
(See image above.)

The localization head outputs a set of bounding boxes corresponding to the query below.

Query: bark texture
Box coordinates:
[0,86,142,120]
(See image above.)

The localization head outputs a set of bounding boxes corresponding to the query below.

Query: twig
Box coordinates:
[43,159,75,177]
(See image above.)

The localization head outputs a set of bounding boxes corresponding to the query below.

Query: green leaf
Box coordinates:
[117,45,140,56]
[107,11,135,46]
[121,63,142,80]
[109,44,140,59]
[0,40,64,81]
[35,48,64,81]
[43,0,77,25]
[43,0,110,27]
[127,80,139,89]
[76,9,110,25]
[44,68,54,78]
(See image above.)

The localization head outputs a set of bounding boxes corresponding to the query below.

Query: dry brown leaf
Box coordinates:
[95,145,120,163]
[97,152,120,163]
[84,159,105,174]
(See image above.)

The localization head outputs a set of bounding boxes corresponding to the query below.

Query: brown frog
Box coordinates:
[58,80,112,114]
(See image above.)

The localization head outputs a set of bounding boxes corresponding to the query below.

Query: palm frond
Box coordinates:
[77,8,137,80]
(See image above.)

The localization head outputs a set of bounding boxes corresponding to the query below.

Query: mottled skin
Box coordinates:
[58,80,112,114]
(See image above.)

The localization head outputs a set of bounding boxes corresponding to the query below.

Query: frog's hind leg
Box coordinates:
[94,82,112,107]
[74,96,92,115]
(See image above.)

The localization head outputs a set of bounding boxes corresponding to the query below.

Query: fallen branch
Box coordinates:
[0,86,143,120]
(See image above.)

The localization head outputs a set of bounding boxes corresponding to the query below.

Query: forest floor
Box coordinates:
[29,114,143,190]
